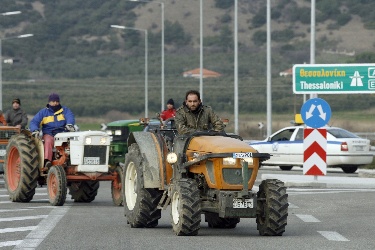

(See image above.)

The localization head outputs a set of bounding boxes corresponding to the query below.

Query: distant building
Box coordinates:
[279,68,293,77]
[183,68,222,79]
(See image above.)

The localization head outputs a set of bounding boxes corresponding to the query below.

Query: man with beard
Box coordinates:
[29,93,76,168]
[175,90,224,135]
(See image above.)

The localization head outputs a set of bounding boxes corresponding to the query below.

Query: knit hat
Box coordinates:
[12,98,21,105]
[167,98,174,106]
[48,93,60,102]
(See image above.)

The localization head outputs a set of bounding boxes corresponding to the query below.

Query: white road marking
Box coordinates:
[0,208,34,213]
[318,231,350,241]
[0,240,23,247]
[295,214,320,222]
[14,206,70,249]
[0,215,48,222]
[0,193,47,198]
[0,226,37,234]
[288,202,299,209]
[0,206,57,213]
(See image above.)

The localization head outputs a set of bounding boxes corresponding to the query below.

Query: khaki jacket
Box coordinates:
[175,104,224,135]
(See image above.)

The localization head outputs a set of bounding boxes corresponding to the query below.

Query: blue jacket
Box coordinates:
[29,105,75,136]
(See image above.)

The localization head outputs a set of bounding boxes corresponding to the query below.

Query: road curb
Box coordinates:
[260,173,375,189]
[358,169,375,178]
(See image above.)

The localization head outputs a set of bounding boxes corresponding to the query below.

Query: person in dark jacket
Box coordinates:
[160,98,176,120]
[29,93,75,168]
[175,90,224,135]
[4,98,28,129]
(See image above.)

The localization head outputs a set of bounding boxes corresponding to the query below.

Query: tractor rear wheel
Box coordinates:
[205,212,240,229]
[4,134,39,202]
[111,165,123,206]
[123,144,162,228]
[68,181,99,202]
[47,165,67,206]
[171,178,201,236]
[256,179,288,236]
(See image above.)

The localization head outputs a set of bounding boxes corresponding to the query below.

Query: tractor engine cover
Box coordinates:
[54,131,110,172]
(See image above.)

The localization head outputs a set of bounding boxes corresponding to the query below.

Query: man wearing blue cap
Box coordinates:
[29,93,76,168]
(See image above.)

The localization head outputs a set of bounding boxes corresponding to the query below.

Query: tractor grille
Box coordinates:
[0,130,18,139]
[222,168,252,185]
[83,145,107,165]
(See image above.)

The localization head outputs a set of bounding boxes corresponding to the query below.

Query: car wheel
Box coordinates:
[340,166,358,174]
[279,166,293,171]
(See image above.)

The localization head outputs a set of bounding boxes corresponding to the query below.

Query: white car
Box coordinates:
[248,125,374,173]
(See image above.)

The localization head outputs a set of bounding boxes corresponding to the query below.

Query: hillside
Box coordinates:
[1,0,375,126]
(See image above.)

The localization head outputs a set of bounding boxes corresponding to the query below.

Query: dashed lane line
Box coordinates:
[0,215,48,222]
[318,231,350,241]
[0,206,58,213]
[0,240,23,248]
[0,226,37,234]
[295,214,321,223]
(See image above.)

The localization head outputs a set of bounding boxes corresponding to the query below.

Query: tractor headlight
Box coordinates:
[85,137,92,145]
[223,157,236,165]
[242,158,254,164]
[167,153,178,164]
[106,130,113,135]
[114,130,122,136]
[100,137,108,145]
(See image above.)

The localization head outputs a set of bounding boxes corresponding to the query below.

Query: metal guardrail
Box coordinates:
[355,133,375,141]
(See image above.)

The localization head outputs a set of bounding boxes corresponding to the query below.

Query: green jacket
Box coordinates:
[5,108,28,129]
[175,104,224,135]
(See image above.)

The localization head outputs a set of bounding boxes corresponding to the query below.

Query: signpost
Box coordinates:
[301,98,331,176]
[293,63,375,94]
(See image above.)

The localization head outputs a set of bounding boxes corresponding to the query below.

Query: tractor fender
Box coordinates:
[128,132,162,188]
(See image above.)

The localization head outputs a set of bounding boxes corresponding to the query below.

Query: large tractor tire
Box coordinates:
[205,212,240,229]
[4,134,39,202]
[256,179,288,236]
[111,165,124,206]
[123,144,163,228]
[170,178,201,236]
[68,181,100,202]
[47,165,67,206]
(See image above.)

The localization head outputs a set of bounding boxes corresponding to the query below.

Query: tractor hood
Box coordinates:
[187,136,257,153]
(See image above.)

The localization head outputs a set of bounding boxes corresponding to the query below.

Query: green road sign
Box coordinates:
[293,64,375,94]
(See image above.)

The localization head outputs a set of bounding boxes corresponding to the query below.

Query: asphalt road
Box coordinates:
[1,168,375,250]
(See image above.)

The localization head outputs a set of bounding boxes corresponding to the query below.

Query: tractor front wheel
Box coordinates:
[4,134,39,202]
[123,144,162,228]
[170,178,201,236]
[112,166,124,206]
[47,165,67,206]
[256,179,288,236]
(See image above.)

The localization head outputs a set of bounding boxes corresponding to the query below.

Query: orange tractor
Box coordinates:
[122,119,288,236]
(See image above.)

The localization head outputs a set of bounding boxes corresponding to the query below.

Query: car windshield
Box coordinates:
[270,128,296,141]
[327,128,360,138]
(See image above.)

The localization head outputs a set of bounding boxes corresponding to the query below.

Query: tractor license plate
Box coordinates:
[0,149,6,157]
[84,157,100,165]
[233,152,252,158]
[233,198,253,208]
